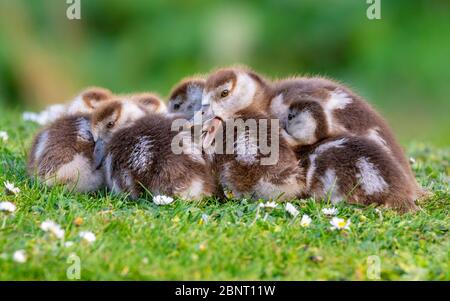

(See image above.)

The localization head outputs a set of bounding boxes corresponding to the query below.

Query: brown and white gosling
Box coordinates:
[27,87,113,192]
[271,76,425,199]
[167,77,205,119]
[93,113,217,200]
[67,86,113,115]
[201,67,305,201]
[295,135,418,212]
[90,93,166,144]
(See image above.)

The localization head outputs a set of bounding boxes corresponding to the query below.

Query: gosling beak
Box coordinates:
[93,139,106,170]
[201,116,222,149]
[91,131,99,143]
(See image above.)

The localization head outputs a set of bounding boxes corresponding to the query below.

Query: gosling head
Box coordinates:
[91,98,148,144]
[168,77,205,118]
[91,97,150,169]
[285,99,329,146]
[68,87,113,114]
[132,93,167,114]
[201,67,270,122]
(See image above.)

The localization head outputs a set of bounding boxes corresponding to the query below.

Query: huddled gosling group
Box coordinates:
[27,66,427,212]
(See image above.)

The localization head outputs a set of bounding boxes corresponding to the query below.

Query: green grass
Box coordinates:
[0,109,449,280]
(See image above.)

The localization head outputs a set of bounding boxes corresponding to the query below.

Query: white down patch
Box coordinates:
[47,154,103,192]
[323,89,353,134]
[306,154,318,191]
[229,72,257,113]
[235,130,258,165]
[306,138,347,190]
[366,127,390,153]
[320,169,342,204]
[179,178,205,200]
[355,157,388,195]
[289,110,317,145]
[34,130,49,162]
[315,137,347,154]
[67,95,88,115]
[366,128,410,181]
[270,94,289,121]
[326,90,353,110]
[122,100,147,121]
[128,137,153,172]
[104,154,113,188]
[76,117,93,141]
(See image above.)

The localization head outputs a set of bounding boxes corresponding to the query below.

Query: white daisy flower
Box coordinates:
[40,220,57,232]
[153,195,174,205]
[4,181,20,195]
[300,214,312,227]
[201,214,209,224]
[40,220,65,239]
[53,228,64,239]
[374,208,383,219]
[259,201,278,209]
[322,207,338,216]
[330,217,351,230]
[13,250,27,263]
[285,202,299,217]
[0,201,16,213]
[0,131,8,142]
[64,241,74,248]
[79,231,96,243]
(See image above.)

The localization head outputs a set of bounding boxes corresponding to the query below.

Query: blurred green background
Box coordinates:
[0,0,449,146]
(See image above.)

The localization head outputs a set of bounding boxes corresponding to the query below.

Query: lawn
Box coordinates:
[0,108,449,280]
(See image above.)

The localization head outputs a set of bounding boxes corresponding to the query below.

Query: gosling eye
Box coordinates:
[106,121,115,129]
[173,103,180,110]
[220,89,229,98]
[288,113,295,121]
